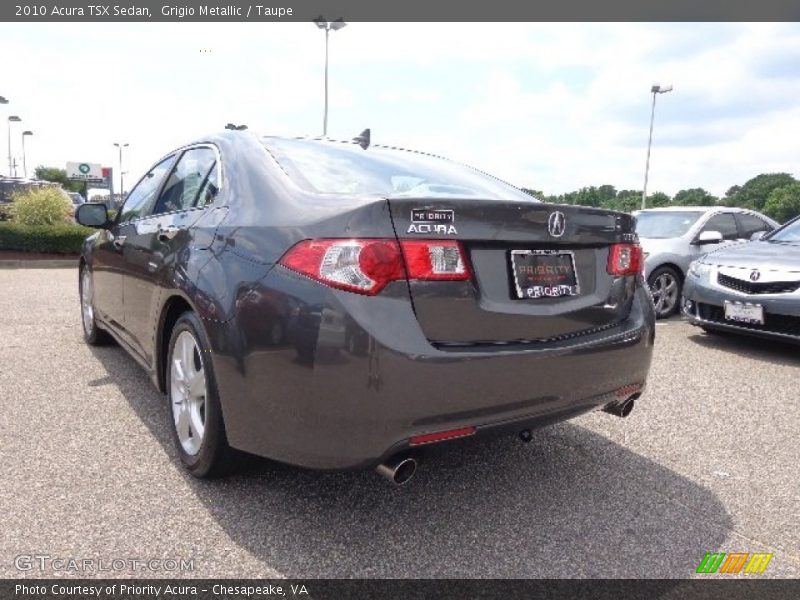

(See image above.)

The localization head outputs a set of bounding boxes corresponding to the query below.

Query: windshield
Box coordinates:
[263,138,535,202]
[635,211,704,238]
[767,217,800,243]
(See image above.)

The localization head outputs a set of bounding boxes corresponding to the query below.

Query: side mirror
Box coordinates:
[75,203,110,228]
[695,230,723,245]
[750,231,767,241]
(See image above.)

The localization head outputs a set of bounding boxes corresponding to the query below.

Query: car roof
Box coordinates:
[637,206,733,212]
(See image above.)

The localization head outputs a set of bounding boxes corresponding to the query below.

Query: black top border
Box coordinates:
[3,0,800,22]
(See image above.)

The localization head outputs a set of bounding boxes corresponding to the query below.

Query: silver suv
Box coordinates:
[634,206,778,318]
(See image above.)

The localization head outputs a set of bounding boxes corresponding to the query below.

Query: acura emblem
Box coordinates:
[548,211,566,237]
[749,270,761,281]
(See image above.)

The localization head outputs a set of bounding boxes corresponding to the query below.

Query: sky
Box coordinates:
[1,22,799,197]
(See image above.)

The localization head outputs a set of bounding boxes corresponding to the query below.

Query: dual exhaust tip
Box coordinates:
[377,394,638,485]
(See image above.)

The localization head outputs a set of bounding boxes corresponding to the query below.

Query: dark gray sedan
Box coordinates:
[683,215,800,343]
[75,131,655,483]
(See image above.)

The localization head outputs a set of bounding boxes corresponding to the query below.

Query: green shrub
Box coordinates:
[8,186,72,226]
[0,222,94,254]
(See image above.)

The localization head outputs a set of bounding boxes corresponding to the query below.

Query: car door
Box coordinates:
[92,155,176,334]
[122,145,221,363]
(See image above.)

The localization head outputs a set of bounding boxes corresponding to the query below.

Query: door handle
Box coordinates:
[158,225,182,242]
[113,235,127,249]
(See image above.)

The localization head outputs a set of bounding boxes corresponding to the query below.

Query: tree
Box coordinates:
[648,191,671,208]
[33,166,83,193]
[762,182,800,223]
[521,188,545,200]
[672,188,718,206]
[723,173,796,211]
[607,190,642,213]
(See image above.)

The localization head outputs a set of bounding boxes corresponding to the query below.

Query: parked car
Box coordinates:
[683,215,800,343]
[633,206,778,318]
[75,131,655,482]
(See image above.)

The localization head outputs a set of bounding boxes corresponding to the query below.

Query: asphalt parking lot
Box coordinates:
[1,268,798,579]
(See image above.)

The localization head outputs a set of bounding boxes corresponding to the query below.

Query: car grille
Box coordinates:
[698,303,800,337]
[717,273,800,295]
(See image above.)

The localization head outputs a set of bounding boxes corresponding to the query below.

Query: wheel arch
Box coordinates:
[155,293,199,393]
[648,262,685,282]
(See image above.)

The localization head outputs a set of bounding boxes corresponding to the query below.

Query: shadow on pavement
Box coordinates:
[90,344,731,578]
[686,327,800,367]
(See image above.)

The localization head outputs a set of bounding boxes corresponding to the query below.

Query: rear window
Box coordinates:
[262,138,534,202]
[635,211,704,238]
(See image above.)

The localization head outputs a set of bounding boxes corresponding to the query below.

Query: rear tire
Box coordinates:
[79,266,113,346]
[648,266,682,319]
[167,311,233,478]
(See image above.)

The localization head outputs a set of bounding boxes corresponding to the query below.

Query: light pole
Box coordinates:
[0,96,9,176]
[7,115,21,178]
[641,84,673,210]
[21,131,32,179]
[113,142,129,200]
[313,16,347,137]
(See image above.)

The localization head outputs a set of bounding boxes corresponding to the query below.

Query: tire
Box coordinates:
[648,266,682,319]
[166,311,233,478]
[79,266,113,346]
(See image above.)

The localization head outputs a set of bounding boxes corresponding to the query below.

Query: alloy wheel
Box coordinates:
[650,271,679,316]
[170,330,207,456]
[80,269,95,335]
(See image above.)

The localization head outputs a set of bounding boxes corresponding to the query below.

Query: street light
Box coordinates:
[641,84,673,210]
[313,16,347,137]
[0,97,9,177]
[7,115,21,178]
[113,142,129,199]
[21,131,32,179]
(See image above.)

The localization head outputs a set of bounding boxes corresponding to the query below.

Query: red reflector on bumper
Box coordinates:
[409,426,476,446]
[614,383,643,398]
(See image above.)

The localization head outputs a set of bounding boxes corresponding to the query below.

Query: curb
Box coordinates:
[0,259,78,269]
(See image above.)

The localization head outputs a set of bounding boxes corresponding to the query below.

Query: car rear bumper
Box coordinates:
[211,275,656,470]
[683,274,800,343]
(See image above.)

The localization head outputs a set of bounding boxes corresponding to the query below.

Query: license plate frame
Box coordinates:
[510,249,580,300]
[723,300,764,325]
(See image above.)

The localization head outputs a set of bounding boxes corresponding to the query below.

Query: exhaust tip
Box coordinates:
[376,457,417,486]
[603,396,636,418]
[619,398,635,418]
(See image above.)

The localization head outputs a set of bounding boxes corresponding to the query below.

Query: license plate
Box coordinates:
[723,301,764,324]
[511,250,579,299]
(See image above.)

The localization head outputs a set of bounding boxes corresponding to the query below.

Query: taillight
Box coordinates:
[278,238,471,295]
[279,239,405,295]
[607,243,643,276]
[400,240,470,281]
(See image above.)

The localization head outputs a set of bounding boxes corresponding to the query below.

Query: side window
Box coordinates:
[701,213,739,240]
[118,155,177,223]
[736,213,773,238]
[152,147,218,216]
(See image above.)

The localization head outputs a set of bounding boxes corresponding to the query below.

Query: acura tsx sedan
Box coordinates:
[75,131,655,482]
[683,215,800,343]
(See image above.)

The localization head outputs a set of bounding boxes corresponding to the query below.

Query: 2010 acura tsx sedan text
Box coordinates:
[76,131,655,484]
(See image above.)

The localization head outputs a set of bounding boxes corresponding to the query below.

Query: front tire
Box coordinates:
[79,266,112,346]
[648,266,682,319]
[167,311,232,478]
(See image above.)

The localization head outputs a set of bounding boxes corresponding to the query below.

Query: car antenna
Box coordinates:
[353,128,370,150]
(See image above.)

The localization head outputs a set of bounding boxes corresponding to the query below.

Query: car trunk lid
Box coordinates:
[388,198,639,344]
